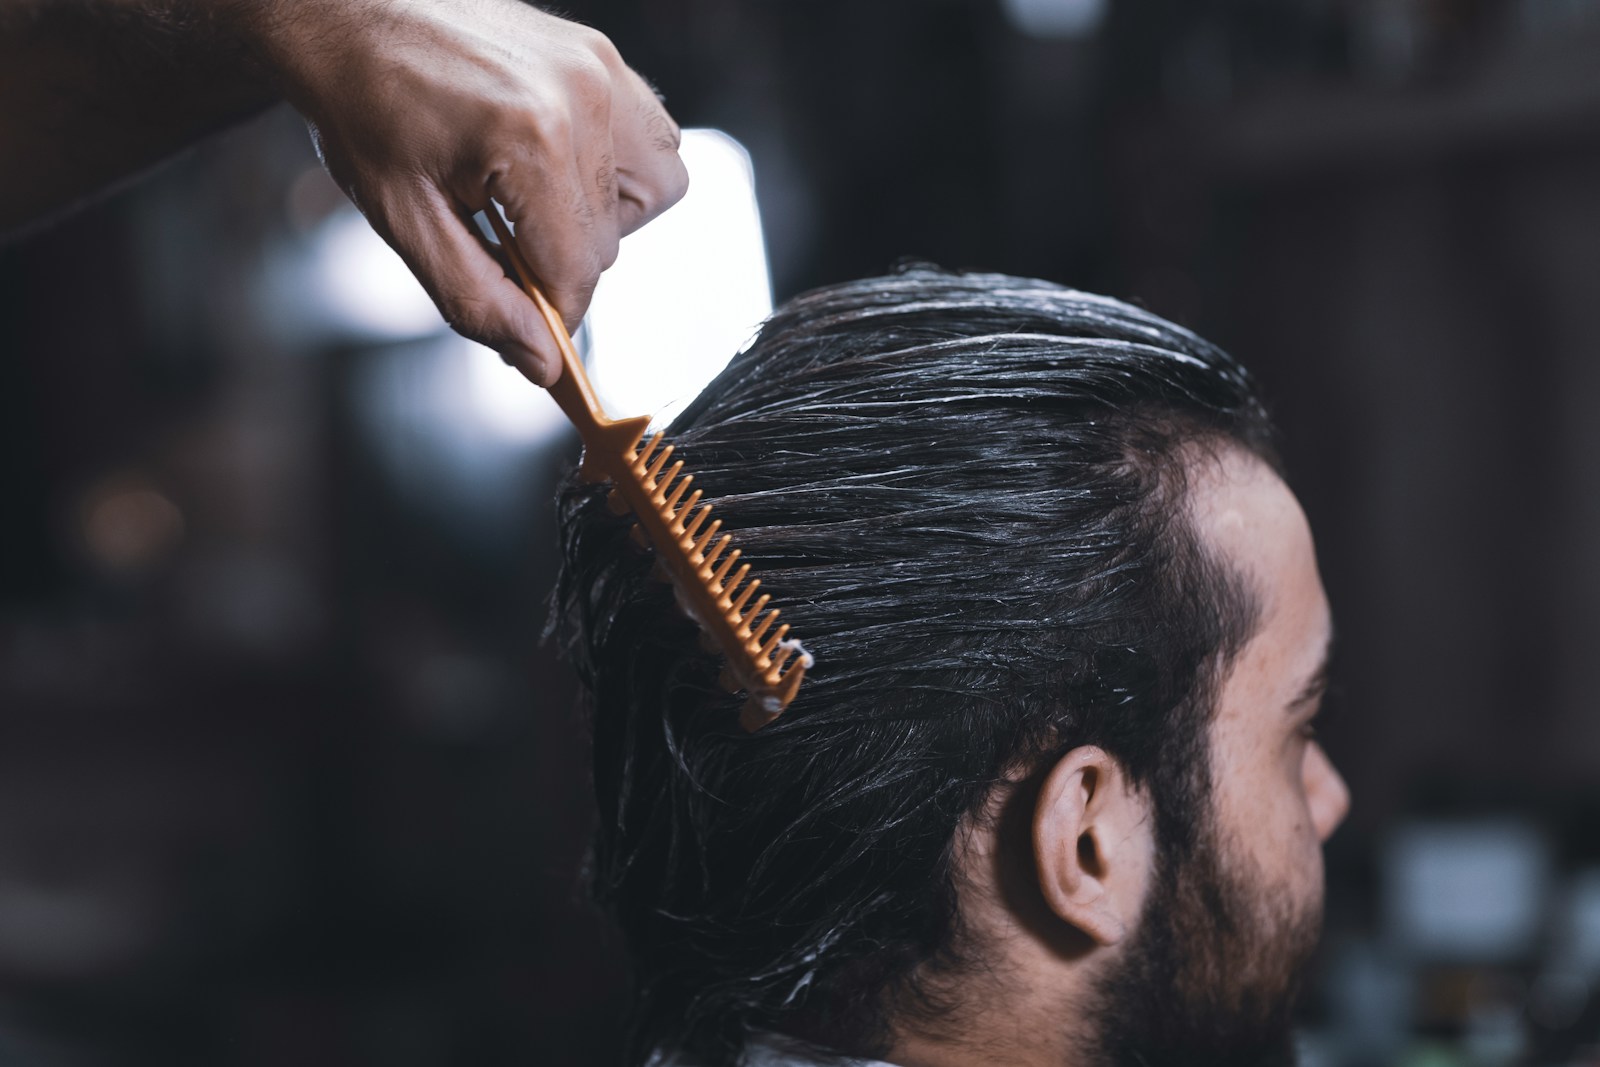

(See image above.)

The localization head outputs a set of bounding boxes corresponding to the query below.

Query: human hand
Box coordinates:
[246,0,688,384]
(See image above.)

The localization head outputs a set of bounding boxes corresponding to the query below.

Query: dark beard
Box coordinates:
[1084,825,1323,1067]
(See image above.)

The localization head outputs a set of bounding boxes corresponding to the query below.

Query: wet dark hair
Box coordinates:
[553,268,1279,1066]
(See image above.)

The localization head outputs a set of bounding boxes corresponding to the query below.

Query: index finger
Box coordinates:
[487,139,617,333]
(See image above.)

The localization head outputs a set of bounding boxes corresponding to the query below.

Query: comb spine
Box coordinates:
[618,423,651,460]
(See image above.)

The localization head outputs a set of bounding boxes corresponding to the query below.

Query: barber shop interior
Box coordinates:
[5,0,1600,1064]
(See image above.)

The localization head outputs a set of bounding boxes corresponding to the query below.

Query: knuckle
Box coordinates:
[633,159,689,221]
[599,234,621,271]
[519,99,574,151]
[579,27,624,69]
[662,157,690,202]
[566,42,613,96]
[478,149,518,183]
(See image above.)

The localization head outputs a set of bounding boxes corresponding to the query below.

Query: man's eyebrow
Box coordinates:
[1290,632,1335,710]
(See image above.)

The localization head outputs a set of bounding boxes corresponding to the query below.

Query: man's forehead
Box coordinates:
[1186,445,1331,694]
[1186,448,1315,594]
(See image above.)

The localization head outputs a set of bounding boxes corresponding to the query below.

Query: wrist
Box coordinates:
[214,0,389,107]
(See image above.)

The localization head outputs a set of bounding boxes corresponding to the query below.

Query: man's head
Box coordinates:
[555,269,1349,1066]
[1074,448,1347,1067]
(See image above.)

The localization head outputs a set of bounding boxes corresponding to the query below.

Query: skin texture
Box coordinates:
[887,446,1350,1067]
[0,0,688,384]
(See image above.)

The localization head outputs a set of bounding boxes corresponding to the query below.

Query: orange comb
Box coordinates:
[483,211,809,731]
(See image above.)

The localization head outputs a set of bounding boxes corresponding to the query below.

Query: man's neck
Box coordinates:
[888,1022,1072,1067]
[878,952,1100,1067]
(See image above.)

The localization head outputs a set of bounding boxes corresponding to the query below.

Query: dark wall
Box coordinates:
[5,1,1600,1062]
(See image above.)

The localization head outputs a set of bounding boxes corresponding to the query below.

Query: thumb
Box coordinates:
[374,186,563,386]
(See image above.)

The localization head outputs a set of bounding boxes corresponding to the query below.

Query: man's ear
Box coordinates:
[1031,746,1154,948]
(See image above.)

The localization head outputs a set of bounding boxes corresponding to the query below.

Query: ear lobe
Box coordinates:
[1032,746,1152,948]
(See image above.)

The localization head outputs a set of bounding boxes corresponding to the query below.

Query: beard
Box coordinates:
[1083,817,1324,1067]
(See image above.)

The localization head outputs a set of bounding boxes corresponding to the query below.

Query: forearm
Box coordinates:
[0,0,279,235]
[0,0,689,381]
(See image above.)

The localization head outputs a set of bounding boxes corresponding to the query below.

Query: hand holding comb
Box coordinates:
[481,210,809,731]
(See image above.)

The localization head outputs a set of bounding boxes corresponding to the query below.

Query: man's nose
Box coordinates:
[1306,742,1350,842]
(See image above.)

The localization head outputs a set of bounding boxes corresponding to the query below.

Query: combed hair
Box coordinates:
[553,268,1279,1066]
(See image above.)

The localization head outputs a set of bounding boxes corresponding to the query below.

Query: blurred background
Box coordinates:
[5,0,1600,1063]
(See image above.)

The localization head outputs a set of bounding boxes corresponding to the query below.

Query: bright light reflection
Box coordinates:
[298,209,568,446]
[1001,0,1107,37]
[308,210,445,341]
[351,333,569,546]
[585,128,773,429]
[460,338,567,445]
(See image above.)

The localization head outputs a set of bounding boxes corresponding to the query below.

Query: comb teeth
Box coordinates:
[721,562,752,602]
[661,470,691,510]
[739,591,771,633]
[481,207,807,729]
[644,443,675,483]
[741,593,770,628]
[771,642,801,674]
[727,572,759,614]
[681,499,710,537]
[774,660,807,704]
[759,623,791,662]
[691,518,723,558]
[653,459,684,497]
[703,534,734,571]
[712,549,742,588]
[621,426,809,724]
[673,490,704,533]
[749,609,779,645]
[635,432,666,469]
